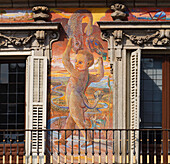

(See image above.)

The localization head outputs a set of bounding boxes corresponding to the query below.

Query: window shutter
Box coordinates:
[25,55,47,162]
[130,49,141,163]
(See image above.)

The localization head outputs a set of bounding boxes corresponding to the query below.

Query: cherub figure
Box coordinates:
[59,38,104,146]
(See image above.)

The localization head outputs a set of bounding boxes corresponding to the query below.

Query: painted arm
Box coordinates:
[90,57,104,83]
[62,38,78,76]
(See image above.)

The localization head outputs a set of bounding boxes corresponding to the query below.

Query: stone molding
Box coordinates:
[98,22,170,49]
[0,22,61,49]
[0,30,60,48]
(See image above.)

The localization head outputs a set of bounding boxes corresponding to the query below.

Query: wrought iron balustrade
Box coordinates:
[0,129,169,164]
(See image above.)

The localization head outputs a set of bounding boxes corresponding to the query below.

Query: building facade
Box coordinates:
[0,1,170,163]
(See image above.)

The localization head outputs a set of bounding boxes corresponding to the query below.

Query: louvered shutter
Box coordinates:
[25,55,47,163]
[130,49,141,164]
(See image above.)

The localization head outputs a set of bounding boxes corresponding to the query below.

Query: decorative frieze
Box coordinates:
[153,29,170,45]
[124,29,170,46]
[0,30,61,48]
[124,31,160,45]
[0,33,34,47]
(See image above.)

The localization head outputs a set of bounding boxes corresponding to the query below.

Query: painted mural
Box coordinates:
[1,7,170,163]
[1,8,170,23]
[48,8,114,163]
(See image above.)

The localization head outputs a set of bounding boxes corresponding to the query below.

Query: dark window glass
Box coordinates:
[0,124,7,129]
[0,115,7,123]
[18,74,25,82]
[9,104,16,113]
[17,84,25,92]
[9,63,17,72]
[17,63,25,72]
[17,94,25,103]
[0,104,7,113]
[9,74,16,83]
[0,84,7,93]
[9,84,16,93]
[8,114,16,123]
[18,114,24,123]
[0,60,25,143]
[140,57,162,128]
[8,125,15,129]
[0,94,7,103]
[9,94,16,103]
[17,124,25,130]
[17,104,25,113]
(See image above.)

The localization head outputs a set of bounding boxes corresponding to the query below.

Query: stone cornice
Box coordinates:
[0,22,61,31]
[97,21,170,30]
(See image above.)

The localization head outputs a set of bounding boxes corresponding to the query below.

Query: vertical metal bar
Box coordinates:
[16,132,19,164]
[92,129,94,164]
[106,130,108,164]
[57,130,60,164]
[64,130,67,164]
[23,138,26,164]
[147,130,149,164]
[85,129,87,164]
[133,130,136,164]
[161,131,163,164]
[30,131,32,164]
[3,131,5,164]
[50,130,53,164]
[140,131,143,164]
[71,130,74,164]
[44,131,46,164]
[78,129,81,164]
[37,134,39,164]
[112,130,115,164]
[99,129,101,164]
[119,130,122,164]
[126,130,129,164]
[9,131,12,164]
[154,131,157,164]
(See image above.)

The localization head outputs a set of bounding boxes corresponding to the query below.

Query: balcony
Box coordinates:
[0,129,169,164]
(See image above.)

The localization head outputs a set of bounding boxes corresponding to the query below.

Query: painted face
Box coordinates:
[75,54,88,71]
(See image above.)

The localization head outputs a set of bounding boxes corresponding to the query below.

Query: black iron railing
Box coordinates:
[0,129,169,164]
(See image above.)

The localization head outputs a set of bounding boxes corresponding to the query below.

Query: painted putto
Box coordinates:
[49,8,113,163]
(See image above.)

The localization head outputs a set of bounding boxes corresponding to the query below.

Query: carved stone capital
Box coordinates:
[50,32,60,41]
[49,31,60,49]
[32,6,50,22]
[34,30,46,45]
[111,3,128,21]
[112,30,123,46]
[100,31,111,42]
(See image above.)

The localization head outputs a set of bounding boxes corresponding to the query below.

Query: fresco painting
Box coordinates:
[1,7,170,163]
[1,8,170,23]
[128,8,170,21]
[0,9,33,22]
[49,8,114,163]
